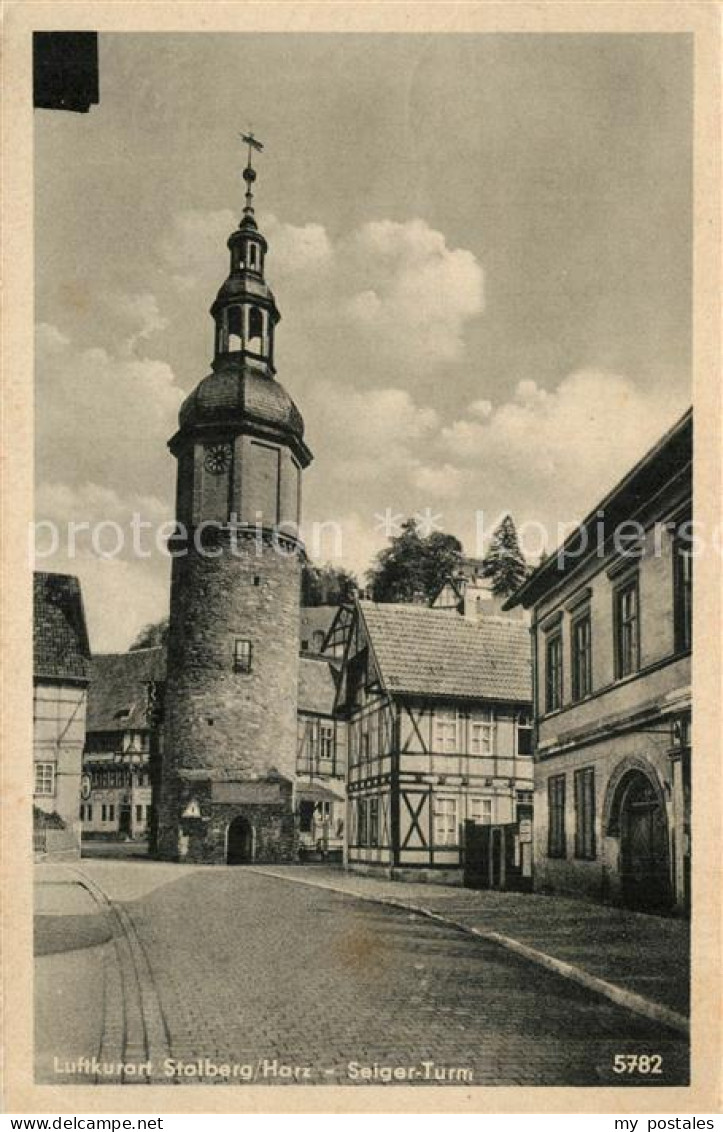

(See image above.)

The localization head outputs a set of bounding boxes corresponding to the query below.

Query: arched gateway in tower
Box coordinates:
[156,138,313,864]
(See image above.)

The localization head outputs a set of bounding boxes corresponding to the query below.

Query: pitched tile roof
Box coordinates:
[33,572,91,683]
[358,601,532,703]
[298,655,338,716]
[86,647,166,732]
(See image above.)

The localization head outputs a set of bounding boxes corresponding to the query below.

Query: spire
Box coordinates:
[240,131,263,225]
[209,131,279,375]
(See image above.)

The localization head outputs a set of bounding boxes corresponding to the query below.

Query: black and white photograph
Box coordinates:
[3,4,721,1115]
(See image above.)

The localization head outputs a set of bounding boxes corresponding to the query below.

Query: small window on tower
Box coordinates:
[234,639,253,674]
[248,306,263,353]
[227,306,242,351]
[248,243,257,269]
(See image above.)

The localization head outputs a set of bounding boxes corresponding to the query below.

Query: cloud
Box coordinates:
[300,367,689,571]
[35,481,170,537]
[159,211,484,380]
[262,213,333,275]
[36,206,688,627]
[106,292,168,353]
[334,219,484,369]
[160,209,236,293]
[468,399,493,419]
[411,463,465,498]
[60,556,170,654]
[436,369,689,546]
[35,322,184,499]
[33,481,173,653]
[305,381,438,487]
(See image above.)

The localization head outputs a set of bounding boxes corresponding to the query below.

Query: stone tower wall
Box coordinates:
[156,530,302,859]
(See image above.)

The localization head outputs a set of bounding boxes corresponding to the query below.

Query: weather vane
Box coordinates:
[241,130,264,165]
[239,130,264,218]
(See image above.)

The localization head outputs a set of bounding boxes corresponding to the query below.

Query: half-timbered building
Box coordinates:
[82,647,166,842]
[295,654,346,859]
[33,572,91,858]
[340,601,533,882]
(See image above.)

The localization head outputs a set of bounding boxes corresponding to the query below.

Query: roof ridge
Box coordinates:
[92,646,165,659]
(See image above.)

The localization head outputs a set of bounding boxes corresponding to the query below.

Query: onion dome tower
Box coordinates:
[156,136,312,864]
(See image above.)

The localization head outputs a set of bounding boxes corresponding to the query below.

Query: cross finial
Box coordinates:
[239,131,264,218]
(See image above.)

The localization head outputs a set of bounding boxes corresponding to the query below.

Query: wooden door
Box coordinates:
[620,773,671,911]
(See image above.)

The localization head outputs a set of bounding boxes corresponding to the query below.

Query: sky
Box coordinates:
[34,33,693,652]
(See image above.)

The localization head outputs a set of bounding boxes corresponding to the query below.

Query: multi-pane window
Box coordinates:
[234,639,253,673]
[306,720,317,764]
[369,797,379,847]
[470,711,495,756]
[574,767,596,860]
[319,724,334,760]
[674,527,693,652]
[361,730,371,764]
[34,762,55,796]
[516,713,533,755]
[434,711,460,753]
[357,798,368,846]
[469,796,492,825]
[547,774,566,858]
[545,633,563,712]
[377,709,386,757]
[571,613,592,701]
[614,578,639,678]
[433,796,458,846]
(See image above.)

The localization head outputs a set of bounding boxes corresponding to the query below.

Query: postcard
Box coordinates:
[2,0,721,1115]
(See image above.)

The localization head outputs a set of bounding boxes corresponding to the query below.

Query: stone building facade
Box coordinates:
[507,409,692,914]
[156,148,312,864]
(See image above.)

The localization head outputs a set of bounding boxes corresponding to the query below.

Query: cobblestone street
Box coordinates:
[35,860,689,1088]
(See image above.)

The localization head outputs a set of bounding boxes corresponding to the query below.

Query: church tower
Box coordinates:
[157,137,312,864]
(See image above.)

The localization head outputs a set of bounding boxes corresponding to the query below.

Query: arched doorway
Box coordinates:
[610,769,671,911]
[226,816,254,864]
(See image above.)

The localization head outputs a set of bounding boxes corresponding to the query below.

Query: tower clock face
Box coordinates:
[204,444,231,475]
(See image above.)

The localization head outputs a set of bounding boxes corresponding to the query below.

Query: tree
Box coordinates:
[301,562,358,606]
[130,617,169,651]
[366,518,464,604]
[480,515,529,596]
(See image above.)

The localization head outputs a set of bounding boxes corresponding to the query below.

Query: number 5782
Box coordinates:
[613,1054,663,1074]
